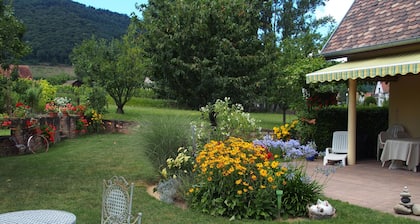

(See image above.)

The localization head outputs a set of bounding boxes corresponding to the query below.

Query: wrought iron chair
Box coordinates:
[101,176,142,224]
[323,131,348,166]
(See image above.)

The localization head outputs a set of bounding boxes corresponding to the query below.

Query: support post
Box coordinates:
[348,79,357,165]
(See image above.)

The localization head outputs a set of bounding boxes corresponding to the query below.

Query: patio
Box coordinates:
[306,159,420,221]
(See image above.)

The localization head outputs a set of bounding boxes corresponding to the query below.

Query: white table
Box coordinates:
[0,209,76,224]
[380,138,420,172]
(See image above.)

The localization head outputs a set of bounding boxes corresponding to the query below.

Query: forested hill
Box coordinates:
[12,0,131,65]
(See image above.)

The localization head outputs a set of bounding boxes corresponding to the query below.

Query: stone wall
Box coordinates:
[0,116,136,156]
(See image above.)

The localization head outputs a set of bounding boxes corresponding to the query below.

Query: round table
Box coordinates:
[0,209,76,224]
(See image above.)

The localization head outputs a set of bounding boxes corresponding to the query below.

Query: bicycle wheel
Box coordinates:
[27,135,49,153]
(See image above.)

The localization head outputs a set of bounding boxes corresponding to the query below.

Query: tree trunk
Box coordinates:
[116,106,124,114]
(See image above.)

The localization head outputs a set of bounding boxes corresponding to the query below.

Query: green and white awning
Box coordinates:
[306,52,420,83]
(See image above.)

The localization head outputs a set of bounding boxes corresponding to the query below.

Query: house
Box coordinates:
[306,0,420,165]
[64,79,83,87]
[374,81,389,106]
[0,65,33,79]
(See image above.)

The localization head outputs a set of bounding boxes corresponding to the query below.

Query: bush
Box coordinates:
[186,137,322,220]
[87,86,107,114]
[142,115,192,171]
[191,97,261,150]
[363,96,377,106]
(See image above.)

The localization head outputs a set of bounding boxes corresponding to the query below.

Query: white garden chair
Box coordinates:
[323,131,348,166]
[376,124,409,160]
[101,176,142,224]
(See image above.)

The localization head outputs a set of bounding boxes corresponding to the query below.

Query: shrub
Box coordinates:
[363,96,377,106]
[280,163,322,218]
[87,86,107,114]
[157,145,197,204]
[191,97,261,150]
[187,137,288,220]
[185,136,327,220]
[272,120,299,141]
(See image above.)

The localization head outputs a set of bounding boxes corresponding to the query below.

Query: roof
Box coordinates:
[0,65,33,79]
[322,0,420,59]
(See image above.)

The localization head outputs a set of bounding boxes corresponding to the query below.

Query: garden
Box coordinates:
[0,97,418,223]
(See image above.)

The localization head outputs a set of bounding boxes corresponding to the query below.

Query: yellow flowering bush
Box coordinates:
[87,109,104,133]
[273,119,299,141]
[187,137,290,220]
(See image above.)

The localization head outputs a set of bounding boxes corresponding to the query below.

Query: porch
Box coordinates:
[306,159,420,221]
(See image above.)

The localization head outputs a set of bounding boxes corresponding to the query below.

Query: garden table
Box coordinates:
[0,209,76,224]
[380,138,420,172]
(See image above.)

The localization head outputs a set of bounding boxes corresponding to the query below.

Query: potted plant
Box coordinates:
[45,101,59,117]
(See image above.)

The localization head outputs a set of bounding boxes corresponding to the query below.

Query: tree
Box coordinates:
[0,0,31,114]
[70,23,145,114]
[0,0,31,69]
[137,0,270,109]
[263,0,335,122]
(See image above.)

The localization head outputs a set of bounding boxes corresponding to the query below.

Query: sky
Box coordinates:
[73,0,355,22]
[72,0,147,16]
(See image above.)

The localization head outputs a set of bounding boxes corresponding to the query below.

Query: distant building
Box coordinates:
[0,65,33,79]
[374,81,389,106]
[64,79,83,87]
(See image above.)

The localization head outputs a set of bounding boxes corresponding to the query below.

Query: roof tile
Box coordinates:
[322,0,420,57]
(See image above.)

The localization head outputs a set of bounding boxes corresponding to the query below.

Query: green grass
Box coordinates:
[103,103,293,130]
[1,103,418,223]
[30,65,75,78]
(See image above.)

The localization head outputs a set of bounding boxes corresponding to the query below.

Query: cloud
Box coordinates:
[316,0,354,23]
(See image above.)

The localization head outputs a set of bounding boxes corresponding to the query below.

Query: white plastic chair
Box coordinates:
[376,124,409,160]
[323,131,348,166]
[101,176,142,224]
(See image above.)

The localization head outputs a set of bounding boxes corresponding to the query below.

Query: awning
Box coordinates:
[306,52,420,83]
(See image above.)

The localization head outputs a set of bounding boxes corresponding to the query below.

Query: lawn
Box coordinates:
[0,105,418,223]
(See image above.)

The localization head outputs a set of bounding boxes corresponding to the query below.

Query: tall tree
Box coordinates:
[137,0,269,109]
[267,0,334,121]
[70,23,145,114]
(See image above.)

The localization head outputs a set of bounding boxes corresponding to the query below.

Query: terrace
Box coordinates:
[306,159,420,221]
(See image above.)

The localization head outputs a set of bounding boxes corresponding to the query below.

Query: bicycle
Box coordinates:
[10,131,49,154]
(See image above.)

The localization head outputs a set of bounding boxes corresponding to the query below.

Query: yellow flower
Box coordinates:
[259,169,268,177]
[251,175,257,181]
[271,161,279,169]
[235,179,242,185]
[189,188,194,193]
[260,185,266,189]
[207,176,212,181]
[160,168,167,179]
[267,176,274,183]
[281,166,288,172]
[237,190,243,195]
[248,186,254,191]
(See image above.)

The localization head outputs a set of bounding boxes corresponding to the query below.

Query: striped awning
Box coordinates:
[306,52,420,83]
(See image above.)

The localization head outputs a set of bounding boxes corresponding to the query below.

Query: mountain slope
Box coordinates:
[12,0,131,64]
